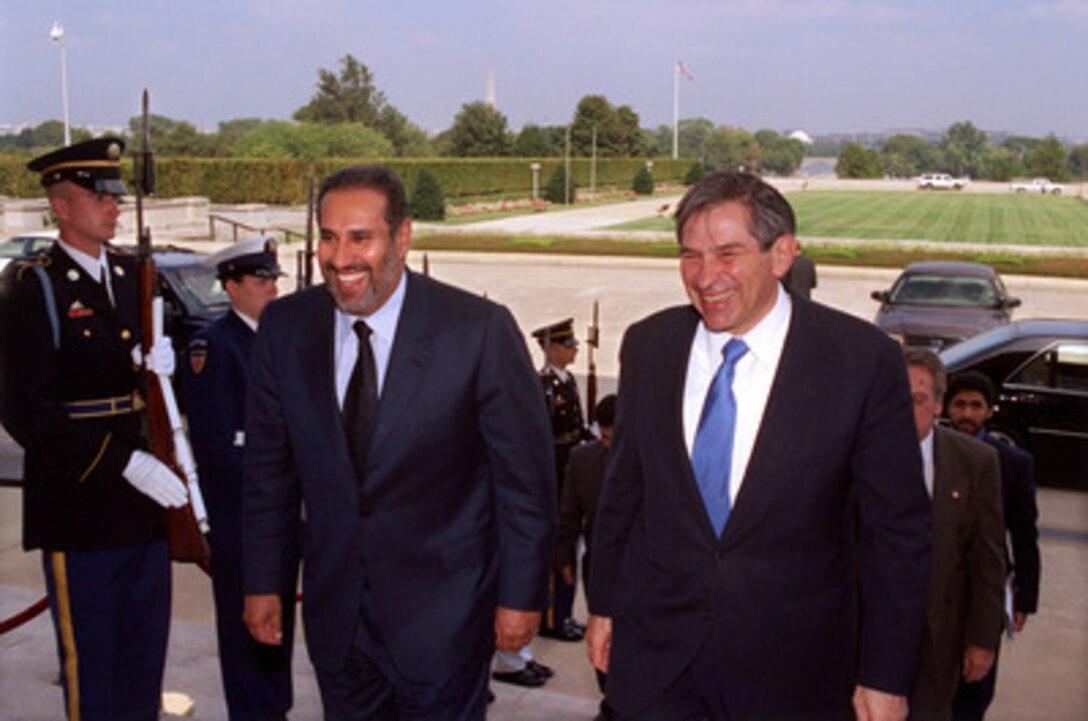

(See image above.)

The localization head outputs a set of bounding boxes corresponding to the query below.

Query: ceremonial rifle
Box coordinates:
[585,300,599,426]
[134,89,210,563]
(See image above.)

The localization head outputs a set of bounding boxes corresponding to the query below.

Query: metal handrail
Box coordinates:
[208,213,305,245]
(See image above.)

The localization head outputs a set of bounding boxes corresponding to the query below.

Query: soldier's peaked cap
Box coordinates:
[27,137,127,196]
[203,235,284,279]
[532,318,578,347]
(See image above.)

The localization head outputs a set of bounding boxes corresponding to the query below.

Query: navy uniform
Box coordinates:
[1,138,184,721]
[181,237,297,721]
[532,318,591,641]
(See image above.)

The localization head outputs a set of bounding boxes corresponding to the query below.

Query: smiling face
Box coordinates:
[317,187,410,316]
[679,201,796,335]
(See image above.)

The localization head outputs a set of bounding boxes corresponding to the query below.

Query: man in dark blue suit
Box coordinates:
[587,172,932,721]
[182,235,295,720]
[241,164,555,720]
[945,371,1040,721]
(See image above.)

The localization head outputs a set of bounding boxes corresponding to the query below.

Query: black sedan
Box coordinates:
[872,261,1021,350]
[940,319,1088,489]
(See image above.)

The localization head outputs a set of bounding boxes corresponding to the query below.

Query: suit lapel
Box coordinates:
[296,288,345,458]
[369,271,434,454]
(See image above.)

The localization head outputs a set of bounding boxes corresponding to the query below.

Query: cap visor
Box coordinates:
[95,178,128,196]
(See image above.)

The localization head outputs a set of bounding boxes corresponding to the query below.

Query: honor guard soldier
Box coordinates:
[1,138,186,721]
[181,236,297,720]
[532,318,591,641]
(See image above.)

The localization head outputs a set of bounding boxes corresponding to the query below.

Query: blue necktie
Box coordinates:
[692,338,748,536]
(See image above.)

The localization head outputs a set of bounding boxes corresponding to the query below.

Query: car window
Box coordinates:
[890,274,995,307]
[0,240,28,258]
[165,264,230,315]
[1008,342,1088,392]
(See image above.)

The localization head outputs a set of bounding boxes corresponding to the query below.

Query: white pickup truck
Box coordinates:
[917,173,967,190]
[1010,178,1063,195]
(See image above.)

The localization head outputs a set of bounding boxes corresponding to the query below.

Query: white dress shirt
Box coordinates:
[919,430,935,498]
[333,271,407,409]
[57,238,114,306]
[683,284,792,504]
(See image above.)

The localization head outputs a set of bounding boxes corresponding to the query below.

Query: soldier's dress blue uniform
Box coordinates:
[181,239,296,720]
[2,244,171,721]
[183,307,296,720]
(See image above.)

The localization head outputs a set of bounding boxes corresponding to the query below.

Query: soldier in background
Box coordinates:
[2,138,185,720]
[181,236,296,720]
[533,318,592,641]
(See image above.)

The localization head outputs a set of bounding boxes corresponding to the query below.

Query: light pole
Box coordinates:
[50,21,71,146]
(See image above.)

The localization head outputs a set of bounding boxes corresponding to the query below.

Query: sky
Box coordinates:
[2,0,1086,141]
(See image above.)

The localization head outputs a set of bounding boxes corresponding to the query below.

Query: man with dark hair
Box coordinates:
[3,138,185,720]
[588,171,932,721]
[945,371,1040,721]
[903,350,1006,721]
[182,235,295,720]
[241,164,555,719]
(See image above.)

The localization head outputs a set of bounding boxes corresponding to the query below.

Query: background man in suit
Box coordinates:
[241,164,555,720]
[587,172,932,721]
[2,138,186,720]
[944,371,1039,721]
[903,350,1005,721]
[182,235,295,720]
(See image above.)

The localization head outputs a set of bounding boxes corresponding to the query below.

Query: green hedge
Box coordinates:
[0,155,688,204]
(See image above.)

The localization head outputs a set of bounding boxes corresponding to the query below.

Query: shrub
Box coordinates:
[544,165,577,204]
[683,162,706,185]
[632,166,654,194]
[410,168,445,220]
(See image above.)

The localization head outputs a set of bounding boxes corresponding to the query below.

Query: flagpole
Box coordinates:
[672,61,679,160]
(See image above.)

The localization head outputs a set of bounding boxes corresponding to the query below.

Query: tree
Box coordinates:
[294,54,386,127]
[1000,136,1040,167]
[513,124,556,157]
[445,101,512,157]
[701,126,756,172]
[571,95,622,157]
[985,147,1022,182]
[835,142,885,178]
[881,134,940,177]
[1027,136,1071,181]
[410,168,445,220]
[544,164,576,204]
[755,129,805,176]
[377,106,433,157]
[615,105,646,157]
[632,166,654,194]
[940,121,989,178]
[234,121,393,160]
[1069,143,1088,179]
[683,162,707,185]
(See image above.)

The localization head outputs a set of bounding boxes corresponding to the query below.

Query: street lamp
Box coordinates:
[50,21,71,146]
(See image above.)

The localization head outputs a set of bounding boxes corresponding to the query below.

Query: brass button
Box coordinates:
[83,329,92,338]
[120,329,132,340]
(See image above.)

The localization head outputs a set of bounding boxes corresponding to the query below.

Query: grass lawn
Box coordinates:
[608,191,1088,247]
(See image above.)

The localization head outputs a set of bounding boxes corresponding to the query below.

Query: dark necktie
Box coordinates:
[691,338,749,536]
[343,320,378,481]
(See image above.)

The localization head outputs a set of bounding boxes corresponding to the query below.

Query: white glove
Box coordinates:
[130,336,176,377]
[123,450,188,508]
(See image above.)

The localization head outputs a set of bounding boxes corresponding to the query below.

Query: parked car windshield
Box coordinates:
[889,273,997,308]
[165,263,230,315]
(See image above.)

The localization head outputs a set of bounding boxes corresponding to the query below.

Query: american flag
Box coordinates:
[676,60,694,81]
